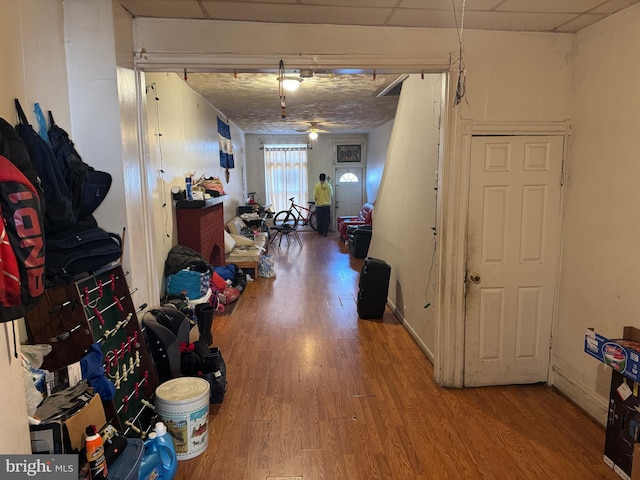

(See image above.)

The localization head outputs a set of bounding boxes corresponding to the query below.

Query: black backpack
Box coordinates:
[142,307,227,403]
[0,117,45,211]
[14,99,74,234]
[47,111,112,221]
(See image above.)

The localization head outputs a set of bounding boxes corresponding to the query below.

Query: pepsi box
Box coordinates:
[585,327,640,383]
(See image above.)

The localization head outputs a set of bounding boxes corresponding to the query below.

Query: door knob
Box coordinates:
[469,272,481,283]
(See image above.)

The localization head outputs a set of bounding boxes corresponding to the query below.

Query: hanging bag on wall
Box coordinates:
[47,111,112,221]
[0,117,45,211]
[45,227,122,285]
[14,99,75,234]
[0,155,45,322]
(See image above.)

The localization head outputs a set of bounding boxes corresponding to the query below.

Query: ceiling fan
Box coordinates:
[297,122,330,140]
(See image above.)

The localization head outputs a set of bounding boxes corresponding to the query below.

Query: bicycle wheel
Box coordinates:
[273,210,298,229]
[308,211,318,231]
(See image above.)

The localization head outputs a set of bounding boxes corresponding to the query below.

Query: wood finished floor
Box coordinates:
[175,231,615,480]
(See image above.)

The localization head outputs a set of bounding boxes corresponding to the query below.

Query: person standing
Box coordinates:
[313,173,333,236]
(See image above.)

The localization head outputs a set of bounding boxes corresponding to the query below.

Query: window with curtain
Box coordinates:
[264,145,309,213]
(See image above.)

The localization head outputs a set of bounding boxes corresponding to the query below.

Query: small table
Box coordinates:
[269,225,302,248]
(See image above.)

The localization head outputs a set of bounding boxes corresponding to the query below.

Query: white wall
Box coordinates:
[368,74,443,359]
[460,30,573,122]
[144,72,247,291]
[552,4,640,424]
[366,119,394,203]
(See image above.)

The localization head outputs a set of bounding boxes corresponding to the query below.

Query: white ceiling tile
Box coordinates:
[300,0,398,7]
[227,0,297,3]
[554,13,608,31]
[498,0,604,13]
[462,11,579,31]
[591,0,640,14]
[399,0,503,10]
[202,3,392,25]
[119,0,206,18]
[386,9,459,28]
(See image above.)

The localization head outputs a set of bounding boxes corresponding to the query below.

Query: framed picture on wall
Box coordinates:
[337,144,361,163]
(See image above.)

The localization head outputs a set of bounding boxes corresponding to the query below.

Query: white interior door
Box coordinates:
[464,136,564,386]
[334,167,364,227]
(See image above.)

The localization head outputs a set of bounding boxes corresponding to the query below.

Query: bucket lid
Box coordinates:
[155,377,210,402]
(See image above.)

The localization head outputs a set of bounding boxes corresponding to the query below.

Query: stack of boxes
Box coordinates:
[585,327,640,480]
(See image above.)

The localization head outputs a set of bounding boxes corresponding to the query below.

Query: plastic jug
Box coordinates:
[138,433,162,480]
[153,422,178,480]
[138,422,178,480]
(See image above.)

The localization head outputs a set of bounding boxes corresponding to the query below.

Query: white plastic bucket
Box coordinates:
[155,377,210,460]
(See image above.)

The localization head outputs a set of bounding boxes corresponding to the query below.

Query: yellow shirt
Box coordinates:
[313,181,333,206]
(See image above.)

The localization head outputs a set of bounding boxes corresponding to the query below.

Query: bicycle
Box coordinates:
[273,197,317,230]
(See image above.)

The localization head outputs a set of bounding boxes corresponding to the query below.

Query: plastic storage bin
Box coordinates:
[107,438,144,480]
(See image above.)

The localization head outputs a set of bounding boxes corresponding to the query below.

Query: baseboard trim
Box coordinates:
[390,300,435,365]
[388,301,606,416]
[551,366,608,427]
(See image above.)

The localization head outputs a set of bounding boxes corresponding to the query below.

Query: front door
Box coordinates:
[464,136,564,386]
[334,167,364,229]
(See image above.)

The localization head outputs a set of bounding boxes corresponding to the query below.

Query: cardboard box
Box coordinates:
[632,443,640,480]
[62,392,107,452]
[36,390,107,453]
[585,327,640,383]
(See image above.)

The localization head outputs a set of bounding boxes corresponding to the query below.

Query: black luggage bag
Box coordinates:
[348,225,372,258]
[357,257,391,319]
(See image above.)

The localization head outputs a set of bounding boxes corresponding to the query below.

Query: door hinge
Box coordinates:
[560,173,565,186]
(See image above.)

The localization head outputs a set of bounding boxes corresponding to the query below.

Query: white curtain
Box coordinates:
[264,146,309,213]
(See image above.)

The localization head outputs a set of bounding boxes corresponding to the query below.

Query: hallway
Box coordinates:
[175,231,615,479]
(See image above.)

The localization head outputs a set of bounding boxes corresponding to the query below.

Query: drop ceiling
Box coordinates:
[121,0,639,135]
[119,0,638,33]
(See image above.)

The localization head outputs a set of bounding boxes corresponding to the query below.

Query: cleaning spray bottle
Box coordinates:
[85,424,108,480]
[138,422,178,480]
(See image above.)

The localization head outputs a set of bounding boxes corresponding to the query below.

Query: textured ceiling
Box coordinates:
[185,71,404,135]
[122,0,638,135]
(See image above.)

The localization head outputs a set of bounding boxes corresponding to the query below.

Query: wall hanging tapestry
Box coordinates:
[217,117,234,183]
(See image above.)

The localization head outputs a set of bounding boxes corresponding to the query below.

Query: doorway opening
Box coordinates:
[134,55,457,386]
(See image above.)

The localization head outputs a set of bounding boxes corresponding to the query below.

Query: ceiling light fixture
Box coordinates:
[278,76,302,92]
[278,59,302,93]
[308,130,319,140]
